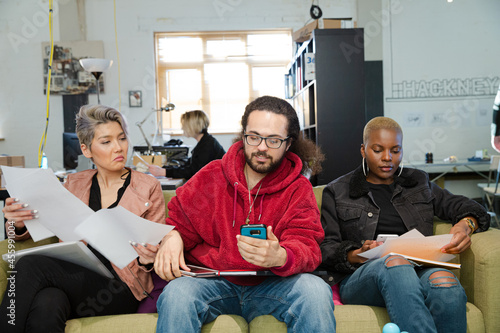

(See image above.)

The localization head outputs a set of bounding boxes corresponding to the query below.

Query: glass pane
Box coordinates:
[247,34,292,60]
[163,69,202,131]
[204,63,249,132]
[252,67,288,99]
[206,39,246,58]
[158,37,203,62]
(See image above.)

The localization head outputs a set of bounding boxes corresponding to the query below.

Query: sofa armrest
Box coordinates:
[460,227,500,332]
[434,221,500,332]
[0,236,58,303]
[433,221,500,331]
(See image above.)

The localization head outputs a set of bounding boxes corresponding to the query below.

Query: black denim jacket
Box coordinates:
[318,166,490,285]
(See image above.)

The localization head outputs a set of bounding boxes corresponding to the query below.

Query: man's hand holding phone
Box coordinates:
[237,224,287,268]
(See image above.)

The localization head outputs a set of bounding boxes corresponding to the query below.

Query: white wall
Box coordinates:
[382,0,500,164]
[0,0,356,169]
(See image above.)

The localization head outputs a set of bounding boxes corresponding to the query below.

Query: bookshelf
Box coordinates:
[286,28,366,185]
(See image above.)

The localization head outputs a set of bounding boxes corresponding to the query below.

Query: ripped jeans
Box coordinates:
[339,254,466,333]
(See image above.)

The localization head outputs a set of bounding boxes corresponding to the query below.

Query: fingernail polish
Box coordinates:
[32,210,38,214]
[130,241,137,247]
[13,198,20,202]
[141,243,147,247]
[33,215,39,219]
[22,204,28,208]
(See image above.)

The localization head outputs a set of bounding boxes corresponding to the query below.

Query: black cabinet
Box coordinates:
[286,29,366,185]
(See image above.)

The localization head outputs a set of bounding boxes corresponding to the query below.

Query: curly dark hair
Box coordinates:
[238,96,324,176]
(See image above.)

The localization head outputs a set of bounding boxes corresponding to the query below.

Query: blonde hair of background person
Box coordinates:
[148,110,225,180]
[181,110,209,138]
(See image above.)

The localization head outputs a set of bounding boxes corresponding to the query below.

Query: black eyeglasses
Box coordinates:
[243,134,289,149]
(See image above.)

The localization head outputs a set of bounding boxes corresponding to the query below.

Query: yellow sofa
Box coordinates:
[1,187,499,332]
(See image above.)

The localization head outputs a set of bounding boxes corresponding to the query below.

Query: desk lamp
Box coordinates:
[79,58,113,104]
[136,100,175,153]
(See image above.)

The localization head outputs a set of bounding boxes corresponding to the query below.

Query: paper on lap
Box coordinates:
[358,229,456,263]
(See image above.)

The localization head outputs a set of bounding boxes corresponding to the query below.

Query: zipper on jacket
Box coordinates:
[127,265,154,300]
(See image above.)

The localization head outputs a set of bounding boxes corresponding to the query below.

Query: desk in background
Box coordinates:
[409,160,490,199]
[133,145,189,162]
[409,160,490,183]
[158,178,184,190]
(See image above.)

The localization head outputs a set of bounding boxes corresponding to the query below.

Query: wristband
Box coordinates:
[136,257,154,270]
[462,218,476,235]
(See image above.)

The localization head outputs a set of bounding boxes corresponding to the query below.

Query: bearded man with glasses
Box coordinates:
[154,95,335,332]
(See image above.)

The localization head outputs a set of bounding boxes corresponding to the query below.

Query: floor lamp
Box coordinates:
[79,58,113,104]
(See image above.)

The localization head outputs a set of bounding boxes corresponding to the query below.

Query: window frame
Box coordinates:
[154,30,292,135]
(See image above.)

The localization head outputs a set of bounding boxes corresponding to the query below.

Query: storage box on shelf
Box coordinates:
[286,28,366,185]
[293,18,357,43]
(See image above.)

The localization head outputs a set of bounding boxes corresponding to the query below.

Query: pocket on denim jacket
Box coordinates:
[337,206,363,220]
[337,206,366,237]
[406,189,435,224]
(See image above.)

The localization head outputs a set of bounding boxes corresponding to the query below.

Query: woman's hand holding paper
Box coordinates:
[2,197,38,231]
[131,242,159,265]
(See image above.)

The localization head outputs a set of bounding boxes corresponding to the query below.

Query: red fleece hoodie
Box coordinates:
[166,141,324,285]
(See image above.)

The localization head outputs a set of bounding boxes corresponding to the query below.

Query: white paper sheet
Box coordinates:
[2,166,94,241]
[358,229,456,262]
[74,206,174,269]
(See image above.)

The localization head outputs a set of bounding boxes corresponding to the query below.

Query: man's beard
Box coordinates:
[244,149,286,175]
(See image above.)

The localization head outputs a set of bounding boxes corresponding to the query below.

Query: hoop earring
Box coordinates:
[362,157,369,177]
[398,162,404,177]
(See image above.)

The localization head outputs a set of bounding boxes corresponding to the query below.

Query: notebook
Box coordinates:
[3,241,114,279]
[180,265,275,278]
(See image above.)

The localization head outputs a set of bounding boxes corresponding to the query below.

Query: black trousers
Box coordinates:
[0,255,138,333]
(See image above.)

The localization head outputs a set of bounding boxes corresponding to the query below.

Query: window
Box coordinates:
[154,30,292,134]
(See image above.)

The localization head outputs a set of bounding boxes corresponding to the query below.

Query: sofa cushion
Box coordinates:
[65,313,249,333]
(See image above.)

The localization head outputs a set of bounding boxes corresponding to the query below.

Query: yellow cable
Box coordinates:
[113,0,121,110]
[38,0,54,167]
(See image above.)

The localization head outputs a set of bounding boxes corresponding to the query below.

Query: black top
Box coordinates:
[87,170,131,277]
[164,131,225,179]
[368,182,408,237]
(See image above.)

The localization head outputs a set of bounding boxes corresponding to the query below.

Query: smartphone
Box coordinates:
[376,234,399,243]
[240,224,267,240]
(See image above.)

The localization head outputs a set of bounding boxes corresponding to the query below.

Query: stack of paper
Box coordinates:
[357,229,460,269]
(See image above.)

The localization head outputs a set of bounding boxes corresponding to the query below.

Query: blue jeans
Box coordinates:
[339,255,467,333]
[156,273,335,333]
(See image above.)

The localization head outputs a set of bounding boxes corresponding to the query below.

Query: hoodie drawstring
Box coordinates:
[233,182,265,226]
[258,194,265,221]
[232,182,238,227]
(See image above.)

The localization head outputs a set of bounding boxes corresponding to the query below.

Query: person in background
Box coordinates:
[319,116,490,333]
[154,96,335,332]
[1,105,166,332]
[491,84,500,152]
[148,110,225,180]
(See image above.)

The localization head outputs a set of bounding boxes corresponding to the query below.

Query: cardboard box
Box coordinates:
[293,18,357,43]
[0,155,25,188]
[132,155,165,168]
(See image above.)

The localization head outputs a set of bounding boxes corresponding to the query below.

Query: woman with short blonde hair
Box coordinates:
[149,110,225,180]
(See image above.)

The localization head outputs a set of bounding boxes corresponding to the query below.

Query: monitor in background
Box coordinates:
[63,132,82,170]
